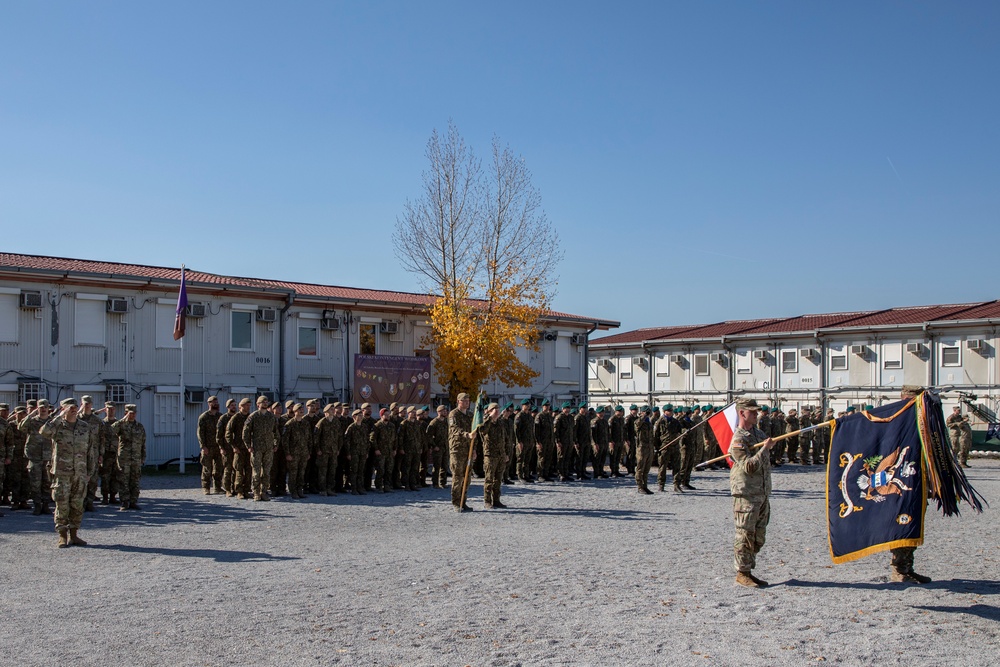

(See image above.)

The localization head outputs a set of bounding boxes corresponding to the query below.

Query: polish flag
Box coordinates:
[707,402,739,467]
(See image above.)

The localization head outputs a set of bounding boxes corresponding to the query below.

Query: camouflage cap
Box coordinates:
[361,402,371,409]
[207,395,219,402]
[485,402,499,412]
[293,403,303,411]
[900,385,923,398]
[124,403,137,412]
[256,395,270,404]
[37,399,50,407]
[437,405,448,412]
[81,395,93,404]
[285,400,295,409]
[105,401,115,408]
[61,397,78,407]
[0,403,8,411]
[351,409,361,417]
[389,402,399,410]
[226,398,237,407]
[323,403,336,413]
[735,398,761,411]
[27,400,37,408]
[14,406,27,414]
[456,393,470,401]
[306,398,319,406]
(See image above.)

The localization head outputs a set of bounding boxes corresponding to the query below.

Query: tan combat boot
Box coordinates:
[57,528,69,549]
[735,572,759,588]
[69,528,88,546]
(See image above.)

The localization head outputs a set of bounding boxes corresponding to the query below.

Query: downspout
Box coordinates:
[278,292,295,402]
[722,336,733,405]
[924,323,935,388]
[583,323,598,402]
[816,331,826,412]
[641,344,653,407]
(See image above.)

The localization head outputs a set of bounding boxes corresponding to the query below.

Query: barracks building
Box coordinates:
[0,252,618,465]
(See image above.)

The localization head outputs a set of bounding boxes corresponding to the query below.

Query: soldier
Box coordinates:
[784,408,800,464]
[770,407,786,464]
[41,398,99,547]
[534,399,556,482]
[515,399,536,483]
[345,408,369,496]
[947,406,973,468]
[6,406,30,510]
[225,398,252,499]
[99,402,119,504]
[20,399,53,515]
[0,403,10,516]
[702,406,724,469]
[553,402,575,482]
[889,385,932,584]
[269,400,288,497]
[302,399,323,493]
[361,403,377,491]
[591,406,610,478]
[243,396,280,501]
[315,403,344,496]
[729,398,774,588]
[574,403,592,481]
[427,405,450,488]
[501,402,517,485]
[371,407,398,493]
[196,395,223,495]
[655,405,682,492]
[217,398,238,496]
[634,406,655,495]
[416,406,432,487]
[759,406,774,464]
[798,407,814,465]
[402,406,426,491]
[283,404,312,499]
[76,396,103,511]
[609,405,625,477]
[112,403,146,511]
[480,402,507,509]
[448,393,476,511]
[812,407,830,465]
[624,404,639,475]
[336,403,353,493]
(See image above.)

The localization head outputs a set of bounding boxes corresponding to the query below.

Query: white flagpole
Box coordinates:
[179,264,186,474]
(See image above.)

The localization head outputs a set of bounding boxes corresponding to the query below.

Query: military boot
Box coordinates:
[69,528,88,546]
[673,483,684,494]
[42,501,52,514]
[32,503,43,516]
[57,528,70,549]
[101,493,109,505]
[84,498,94,512]
[735,572,759,588]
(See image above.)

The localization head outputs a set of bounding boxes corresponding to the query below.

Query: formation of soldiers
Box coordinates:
[0,396,147,547]
[755,405,834,467]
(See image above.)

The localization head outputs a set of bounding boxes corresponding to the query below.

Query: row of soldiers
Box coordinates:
[0,397,147,519]
[757,405,834,467]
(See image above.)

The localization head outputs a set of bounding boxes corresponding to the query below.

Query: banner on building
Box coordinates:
[352,354,432,405]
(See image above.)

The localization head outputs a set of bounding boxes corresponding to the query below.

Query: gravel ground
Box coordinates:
[1,460,998,667]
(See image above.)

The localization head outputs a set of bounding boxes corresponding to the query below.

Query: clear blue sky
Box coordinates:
[3,2,998,333]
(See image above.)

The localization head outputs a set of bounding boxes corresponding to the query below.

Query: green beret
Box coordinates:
[663,403,673,410]
[629,404,638,411]
[578,402,587,409]
[846,406,856,412]
[760,406,769,412]
[614,405,624,412]
[503,402,514,411]
[702,405,712,411]
[642,406,651,414]
[652,405,660,412]
[683,406,692,413]
[541,399,550,406]
[863,404,874,411]
[561,401,572,409]
[594,406,605,414]
[521,398,531,405]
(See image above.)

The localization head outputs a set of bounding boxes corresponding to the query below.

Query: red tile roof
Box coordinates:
[0,252,618,327]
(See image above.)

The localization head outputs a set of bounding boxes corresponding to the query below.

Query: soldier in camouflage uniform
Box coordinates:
[501,402,516,485]
[217,399,238,496]
[534,400,556,481]
[573,403,592,481]
[243,395,280,501]
[41,398,99,547]
[515,399,536,483]
[426,405,450,488]
[448,393,475,510]
[302,399,323,493]
[770,407,786,465]
[20,399,54,515]
[784,408,800,464]
[609,405,625,477]
[76,396,103,511]
[315,403,344,496]
[624,404,638,475]
[99,402,119,504]
[226,398,252,499]
[345,409,369,496]
[370,408,398,493]
[947,406,973,468]
[7,406,30,510]
[553,402,575,482]
[0,404,10,516]
[112,403,146,510]
[196,395,223,494]
[798,408,813,465]
[271,400,292,497]
[654,405,679,492]
[480,402,507,509]
[728,398,774,588]
[283,404,312,499]
[634,406,654,494]
[591,406,610,478]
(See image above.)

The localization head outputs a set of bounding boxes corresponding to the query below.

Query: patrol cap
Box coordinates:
[256,395,270,404]
[306,398,319,406]
[81,395,93,405]
[735,398,761,411]
[521,398,531,405]
[437,405,447,413]
[285,400,295,409]
[125,403,137,412]
[37,399,50,408]
[61,397,78,407]
[324,404,336,413]
[14,406,27,414]
[361,402,371,409]
[456,393,470,401]
[226,398,237,407]
[351,409,362,417]
[614,405,624,413]
[0,403,8,411]
[27,400,37,408]
[389,402,399,410]
[292,403,303,411]
[900,385,923,397]
[485,402,499,412]
[207,395,219,403]
[406,406,416,413]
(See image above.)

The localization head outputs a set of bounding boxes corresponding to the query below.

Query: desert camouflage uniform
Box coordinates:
[41,415,97,535]
[112,418,146,507]
[426,413,449,488]
[634,412,654,493]
[243,408,280,500]
[226,411,251,498]
[370,419,398,492]
[481,417,506,507]
[448,407,473,506]
[345,421,369,495]
[283,417,312,498]
[20,415,52,512]
[729,425,771,574]
[197,408,223,493]
[217,410,237,495]
[315,416,344,495]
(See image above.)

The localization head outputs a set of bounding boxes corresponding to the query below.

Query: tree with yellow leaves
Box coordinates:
[395,121,561,403]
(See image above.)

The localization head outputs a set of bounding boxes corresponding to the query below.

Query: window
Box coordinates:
[0,288,18,343]
[19,382,46,403]
[231,310,253,351]
[882,342,902,370]
[106,384,128,404]
[941,343,961,367]
[829,345,847,371]
[735,350,751,374]
[154,392,181,435]
[619,356,633,379]
[359,323,376,355]
[298,324,318,358]
[694,354,710,376]
[587,360,598,380]
[155,303,181,348]
[655,355,669,377]
[555,335,571,368]
[781,349,798,373]
[74,294,106,346]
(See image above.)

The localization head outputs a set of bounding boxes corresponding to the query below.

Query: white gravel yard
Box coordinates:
[1,461,997,667]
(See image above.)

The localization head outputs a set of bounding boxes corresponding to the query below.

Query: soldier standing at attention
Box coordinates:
[371,407,397,493]
[20,399,54,515]
[534,400,556,481]
[573,403,592,481]
[243,396,280,501]
[345,408,370,496]
[591,406,611,478]
[360,403,377,491]
[283,404,311,499]
[947,406,973,468]
[553,402,575,482]
[655,405,682,493]
[729,398,774,588]
[480,402,507,509]
[608,406,625,477]
[226,398,252,499]
[798,407,813,465]
[448,393,475,511]
[6,406,30,511]
[98,402,119,504]
[217,398,238,497]
[889,385,933,584]
[76,396,103,511]
[515,399,536,483]
[197,396,223,495]
[634,406,654,495]
[501,402,517,485]
[427,405,450,489]
[41,398,98,547]
[315,403,343,496]
[112,403,146,511]
[784,408,800,464]
[269,400,288,497]
[770,407,786,464]
[624,404,639,476]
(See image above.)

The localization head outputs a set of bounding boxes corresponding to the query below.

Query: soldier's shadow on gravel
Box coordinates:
[782,577,1000,595]
[89,543,300,563]
[502,506,674,521]
[80,498,292,529]
[912,603,1000,621]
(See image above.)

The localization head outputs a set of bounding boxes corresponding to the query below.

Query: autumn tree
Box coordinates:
[394,121,561,402]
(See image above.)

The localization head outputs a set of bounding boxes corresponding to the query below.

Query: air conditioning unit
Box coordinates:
[256,308,277,323]
[321,317,340,331]
[710,352,725,363]
[967,339,984,351]
[19,291,42,309]
[570,333,586,346]
[800,348,816,359]
[599,359,613,370]
[379,321,399,335]
[850,344,867,356]
[669,354,684,364]
[106,297,129,313]
[753,350,768,360]
[185,389,206,404]
[186,303,207,318]
[905,343,924,354]
[542,331,557,342]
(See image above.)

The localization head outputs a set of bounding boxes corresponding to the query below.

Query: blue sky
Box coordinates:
[2,2,998,333]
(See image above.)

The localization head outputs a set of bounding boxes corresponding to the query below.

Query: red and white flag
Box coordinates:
[707,402,739,466]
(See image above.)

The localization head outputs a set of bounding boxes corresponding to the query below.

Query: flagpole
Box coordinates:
[178,264,186,474]
[655,413,715,454]
[695,420,835,469]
